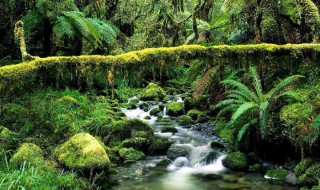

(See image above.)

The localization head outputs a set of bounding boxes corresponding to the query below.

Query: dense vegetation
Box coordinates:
[0,0,320,189]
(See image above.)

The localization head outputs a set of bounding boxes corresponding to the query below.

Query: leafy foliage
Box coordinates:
[215,67,303,143]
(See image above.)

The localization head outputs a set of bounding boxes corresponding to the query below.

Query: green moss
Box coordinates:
[148,136,173,155]
[280,103,313,127]
[122,137,150,151]
[161,126,178,133]
[222,152,249,171]
[119,148,145,162]
[186,109,202,121]
[297,163,320,186]
[265,168,289,181]
[140,83,167,102]
[14,21,35,62]
[10,143,44,166]
[178,115,194,126]
[1,44,320,98]
[150,108,161,116]
[166,102,184,116]
[53,133,110,170]
[295,158,313,177]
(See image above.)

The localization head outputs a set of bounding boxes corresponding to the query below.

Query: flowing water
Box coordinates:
[105,96,298,190]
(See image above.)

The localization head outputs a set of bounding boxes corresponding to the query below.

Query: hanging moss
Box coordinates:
[14,21,35,62]
[0,44,320,98]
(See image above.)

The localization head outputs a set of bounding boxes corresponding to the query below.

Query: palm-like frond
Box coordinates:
[62,11,102,47]
[267,75,304,98]
[306,115,320,145]
[22,10,44,37]
[222,79,259,102]
[53,16,74,38]
[217,104,239,118]
[214,99,244,109]
[276,91,303,101]
[86,18,118,44]
[230,102,258,123]
[259,101,269,136]
[236,123,250,144]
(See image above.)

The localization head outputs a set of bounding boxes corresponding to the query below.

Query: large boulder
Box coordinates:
[222,152,249,171]
[54,133,110,170]
[10,143,44,166]
[140,83,167,102]
[122,137,150,152]
[178,115,194,126]
[167,102,184,116]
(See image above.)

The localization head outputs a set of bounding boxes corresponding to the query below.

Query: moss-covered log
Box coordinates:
[1,44,320,97]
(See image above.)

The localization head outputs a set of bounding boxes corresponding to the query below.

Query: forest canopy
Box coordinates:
[1,0,320,61]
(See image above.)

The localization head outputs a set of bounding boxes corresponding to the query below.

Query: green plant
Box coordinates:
[215,67,303,144]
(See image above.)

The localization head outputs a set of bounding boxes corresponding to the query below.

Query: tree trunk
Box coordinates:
[43,17,53,57]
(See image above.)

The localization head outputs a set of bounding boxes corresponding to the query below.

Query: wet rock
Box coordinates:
[122,137,150,152]
[286,171,297,185]
[210,141,225,149]
[158,158,172,166]
[119,148,145,163]
[218,183,249,190]
[148,137,173,155]
[198,151,220,165]
[222,152,249,171]
[139,102,149,110]
[144,116,151,120]
[265,168,289,184]
[184,97,196,112]
[150,108,161,116]
[161,126,178,133]
[191,123,215,135]
[167,146,189,160]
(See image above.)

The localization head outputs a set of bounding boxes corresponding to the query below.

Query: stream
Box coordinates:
[105,95,298,190]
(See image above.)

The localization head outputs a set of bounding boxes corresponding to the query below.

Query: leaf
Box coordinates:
[237,123,250,144]
[222,79,259,102]
[306,115,320,145]
[214,99,244,109]
[276,91,302,101]
[267,75,304,98]
[231,102,258,123]
[259,101,269,137]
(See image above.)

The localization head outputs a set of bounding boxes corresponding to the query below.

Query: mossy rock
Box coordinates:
[222,152,249,171]
[144,116,151,120]
[108,119,154,146]
[140,83,167,102]
[122,137,150,152]
[167,102,184,116]
[295,158,313,177]
[121,102,137,110]
[139,102,149,109]
[184,97,196,112]
[265,168,289,183]
[10,143,44,166]
[186,109,202,121]
[161,126,178,133]
[148,137,173,155]
[297,163,320,186]
[150,108,161,116]
[280,103,313,127]
[54,133,110,170]
[178,115,194,126]
[119,148,145,162]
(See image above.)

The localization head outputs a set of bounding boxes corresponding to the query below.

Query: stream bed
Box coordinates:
[105,96,298,190]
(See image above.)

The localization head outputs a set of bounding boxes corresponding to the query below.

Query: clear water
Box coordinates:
[109,97,298,190]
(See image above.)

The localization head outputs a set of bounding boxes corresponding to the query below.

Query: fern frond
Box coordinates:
[236,123,250,144]
[306,115,320,145]
[226,90,253,101]
[22,10,44,37]
[86,18,118,44]
[53,16,74,38]
[222,79,259,102]
[267,75,304,98]
[231,102,258,123]
[214,99,244,109]
[217,104,239,118]
[276,91,303,101]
